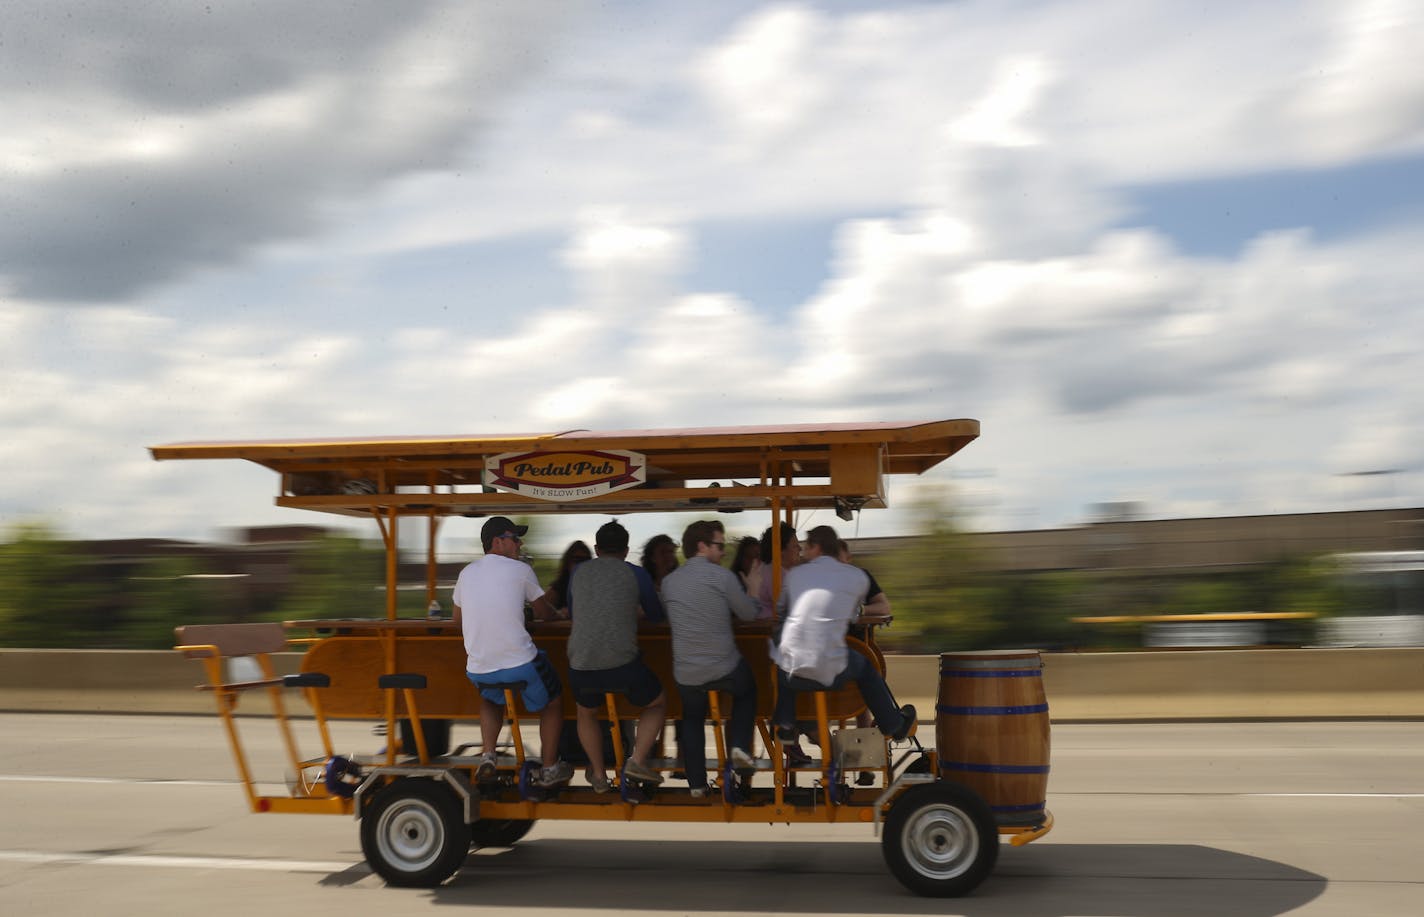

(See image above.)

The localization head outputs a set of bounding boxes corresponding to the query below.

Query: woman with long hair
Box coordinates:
[543,539,592,618]
[639,533,679,592]
[730,535,762,594]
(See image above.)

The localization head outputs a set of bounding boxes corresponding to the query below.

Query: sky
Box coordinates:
[2,0,1422,558]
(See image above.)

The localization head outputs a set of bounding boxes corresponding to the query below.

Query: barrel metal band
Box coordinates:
[939,657,1042,670]
[991,801,1048,813]
[937,703,1049,716]
[940,760,1051,775]
[941,669,1042,678]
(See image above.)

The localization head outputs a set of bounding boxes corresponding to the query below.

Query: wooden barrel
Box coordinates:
[936,650,1051,826]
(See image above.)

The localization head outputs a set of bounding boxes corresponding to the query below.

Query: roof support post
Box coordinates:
[383,507,399,621]
[425,511,441,610]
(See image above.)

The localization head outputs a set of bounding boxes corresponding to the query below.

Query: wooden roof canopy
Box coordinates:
[149,419,979,519]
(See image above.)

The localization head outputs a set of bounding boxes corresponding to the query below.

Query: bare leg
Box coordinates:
[538,701,564,768]
[575,704,606,776]
[630,693,667,766]
[480,698,504,756]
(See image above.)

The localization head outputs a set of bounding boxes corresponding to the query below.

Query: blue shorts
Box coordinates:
[569,656,663,709]
[468,650,562,712]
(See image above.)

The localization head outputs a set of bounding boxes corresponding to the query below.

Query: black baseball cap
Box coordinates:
[481,516,529,547]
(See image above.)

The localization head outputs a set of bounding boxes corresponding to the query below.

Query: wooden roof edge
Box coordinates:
[149,419,979,462]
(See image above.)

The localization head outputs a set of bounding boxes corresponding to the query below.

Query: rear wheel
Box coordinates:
[903,753,933,775]
[360,779,469,887]
[882,782,997,897]
[469,818,535,848]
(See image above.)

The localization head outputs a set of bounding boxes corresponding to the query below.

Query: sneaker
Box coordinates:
[891,704,918,742]
[786,744,812,767]
[775,725,798,745]
[689,786,711,798]
[474,752,498,781]
[533,760,573,788]
[585,768,612,794]
[622,758,664,785]
[730,747,757,777]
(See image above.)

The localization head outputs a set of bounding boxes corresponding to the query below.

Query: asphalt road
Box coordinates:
[1,714,1420,917]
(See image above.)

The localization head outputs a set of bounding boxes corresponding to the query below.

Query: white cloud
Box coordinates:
[561,212,691,312]
[949,56,1054,149]
[3,1,1423,546]
[1291,0,1424,162]
[697,5,830,151]
[0,1,575,301]
[338,0,1424,261]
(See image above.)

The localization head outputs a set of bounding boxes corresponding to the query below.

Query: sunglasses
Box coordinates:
[496,532,523,543]
[709,540,726,548]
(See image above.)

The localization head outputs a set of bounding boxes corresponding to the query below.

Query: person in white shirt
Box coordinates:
[453,516,573,788]
[771,524,916,744]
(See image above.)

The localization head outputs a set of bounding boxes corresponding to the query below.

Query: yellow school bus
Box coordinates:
[158,419,1052,897]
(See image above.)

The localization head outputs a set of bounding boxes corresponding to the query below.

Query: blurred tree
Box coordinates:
[271,534,386,621]
[874,488,998,652]
[980,572,1085,651]
[1168,576,1249,615]
[0,523,107,648]
[115,555,249,648]
[1255,555,1344,617]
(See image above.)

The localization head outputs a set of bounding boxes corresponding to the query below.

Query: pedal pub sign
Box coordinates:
[484,449,646,502]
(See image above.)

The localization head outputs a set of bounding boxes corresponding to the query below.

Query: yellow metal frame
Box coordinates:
[175,626,347,815]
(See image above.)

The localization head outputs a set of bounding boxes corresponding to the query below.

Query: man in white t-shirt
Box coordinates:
[453,516,572,788]
[772,524,916,744]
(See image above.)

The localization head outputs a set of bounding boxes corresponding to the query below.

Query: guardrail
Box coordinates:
[2,647,1422,720]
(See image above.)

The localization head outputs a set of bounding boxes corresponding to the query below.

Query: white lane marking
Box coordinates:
[0,775,238,787]
[1062,791,1424,798]
[0,850,362,874]
[1247,793,1424,798]
[0,775,290,792]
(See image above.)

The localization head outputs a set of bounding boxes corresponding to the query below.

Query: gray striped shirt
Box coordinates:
[661,555,761,685]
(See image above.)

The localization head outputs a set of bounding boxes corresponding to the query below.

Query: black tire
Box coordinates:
[882,782,998,897]
[904,754,932,775]
[468,818,535,848]
[360,779,470,887]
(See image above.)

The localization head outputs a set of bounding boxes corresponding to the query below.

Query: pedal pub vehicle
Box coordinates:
[156,419,1053,897]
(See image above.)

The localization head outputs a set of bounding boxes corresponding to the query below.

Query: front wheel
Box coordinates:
[882,782,998,897]
[469,818,535,848]
[360,779,470,887]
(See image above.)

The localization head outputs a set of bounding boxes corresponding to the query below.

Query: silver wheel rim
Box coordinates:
[375,797,445,873]
[902,802,979,880]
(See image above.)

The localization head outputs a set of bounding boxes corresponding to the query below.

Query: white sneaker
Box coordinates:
[730,747,757,777]
[533,760,573,788]
[474,752,497,781]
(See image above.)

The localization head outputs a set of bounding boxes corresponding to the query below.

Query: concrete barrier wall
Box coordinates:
[3,647,1422,720]
[0,649,302,716]
[891,649,1424,720]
